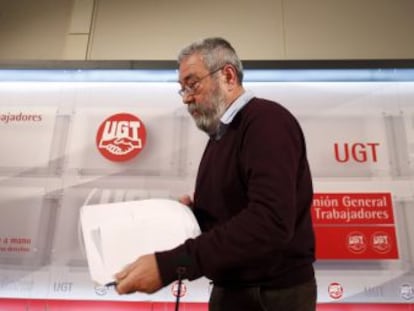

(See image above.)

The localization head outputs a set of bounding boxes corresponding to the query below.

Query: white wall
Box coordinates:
[0,0,413,60]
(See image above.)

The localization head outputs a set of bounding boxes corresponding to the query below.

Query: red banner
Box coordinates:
[311,193,399,260]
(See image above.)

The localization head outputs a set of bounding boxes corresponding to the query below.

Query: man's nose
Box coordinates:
[182,93,194,105]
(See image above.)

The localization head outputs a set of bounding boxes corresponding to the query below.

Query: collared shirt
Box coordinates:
[213,90,255,140]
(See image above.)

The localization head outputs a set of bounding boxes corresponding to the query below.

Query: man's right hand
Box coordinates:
[179,195,193,209]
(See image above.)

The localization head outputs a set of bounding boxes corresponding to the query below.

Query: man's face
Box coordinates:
[178,54,227,135]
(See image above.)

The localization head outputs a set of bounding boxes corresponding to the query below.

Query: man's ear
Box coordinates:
[222,64,238,88]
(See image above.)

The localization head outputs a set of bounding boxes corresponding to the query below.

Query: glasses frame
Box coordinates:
[178,66,224,97]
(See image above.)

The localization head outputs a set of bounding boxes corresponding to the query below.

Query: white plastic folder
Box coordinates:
[80,199,201,285]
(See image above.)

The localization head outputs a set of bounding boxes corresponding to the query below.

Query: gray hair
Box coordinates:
[178,37,244,84]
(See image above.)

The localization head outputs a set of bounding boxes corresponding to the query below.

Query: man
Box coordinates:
[115,37,317,310]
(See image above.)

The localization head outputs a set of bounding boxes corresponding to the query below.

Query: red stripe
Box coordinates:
[0,298,413,311]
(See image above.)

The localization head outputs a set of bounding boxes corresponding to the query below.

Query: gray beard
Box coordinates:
[187,87,227,136]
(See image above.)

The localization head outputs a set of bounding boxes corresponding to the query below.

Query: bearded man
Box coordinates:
[115,37,317,311]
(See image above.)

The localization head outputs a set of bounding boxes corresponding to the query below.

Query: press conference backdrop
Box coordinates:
[0,65,414,309]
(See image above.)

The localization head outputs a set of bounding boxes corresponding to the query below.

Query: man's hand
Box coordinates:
[179,195,193,208]
[115,254,162,294]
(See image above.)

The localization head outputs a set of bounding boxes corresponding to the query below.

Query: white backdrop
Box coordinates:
[1,74,414,304]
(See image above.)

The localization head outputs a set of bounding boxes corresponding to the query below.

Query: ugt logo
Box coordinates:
[96,113,147,162]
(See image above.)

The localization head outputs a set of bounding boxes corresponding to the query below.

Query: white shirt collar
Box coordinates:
[220,89,255,125]
[212,90,255,140]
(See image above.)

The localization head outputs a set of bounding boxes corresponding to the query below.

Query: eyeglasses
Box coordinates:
[178,66,223,97]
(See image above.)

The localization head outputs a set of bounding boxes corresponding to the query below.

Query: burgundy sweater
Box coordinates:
[156,97,315,289]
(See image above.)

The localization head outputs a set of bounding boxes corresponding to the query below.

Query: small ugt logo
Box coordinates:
[96,113,147,162]
[400,283,414,300]
[171,280,187,298]
[371,231,392,254]
[347,231,367,254]
[328,282,344,300]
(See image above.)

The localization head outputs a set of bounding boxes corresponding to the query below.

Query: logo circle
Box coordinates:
[328,282,344,300]
[400,284,414,300]
[96,113,147,162]
[171,281,187,298]
[346,231,367,254]
[371,231,392,254]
